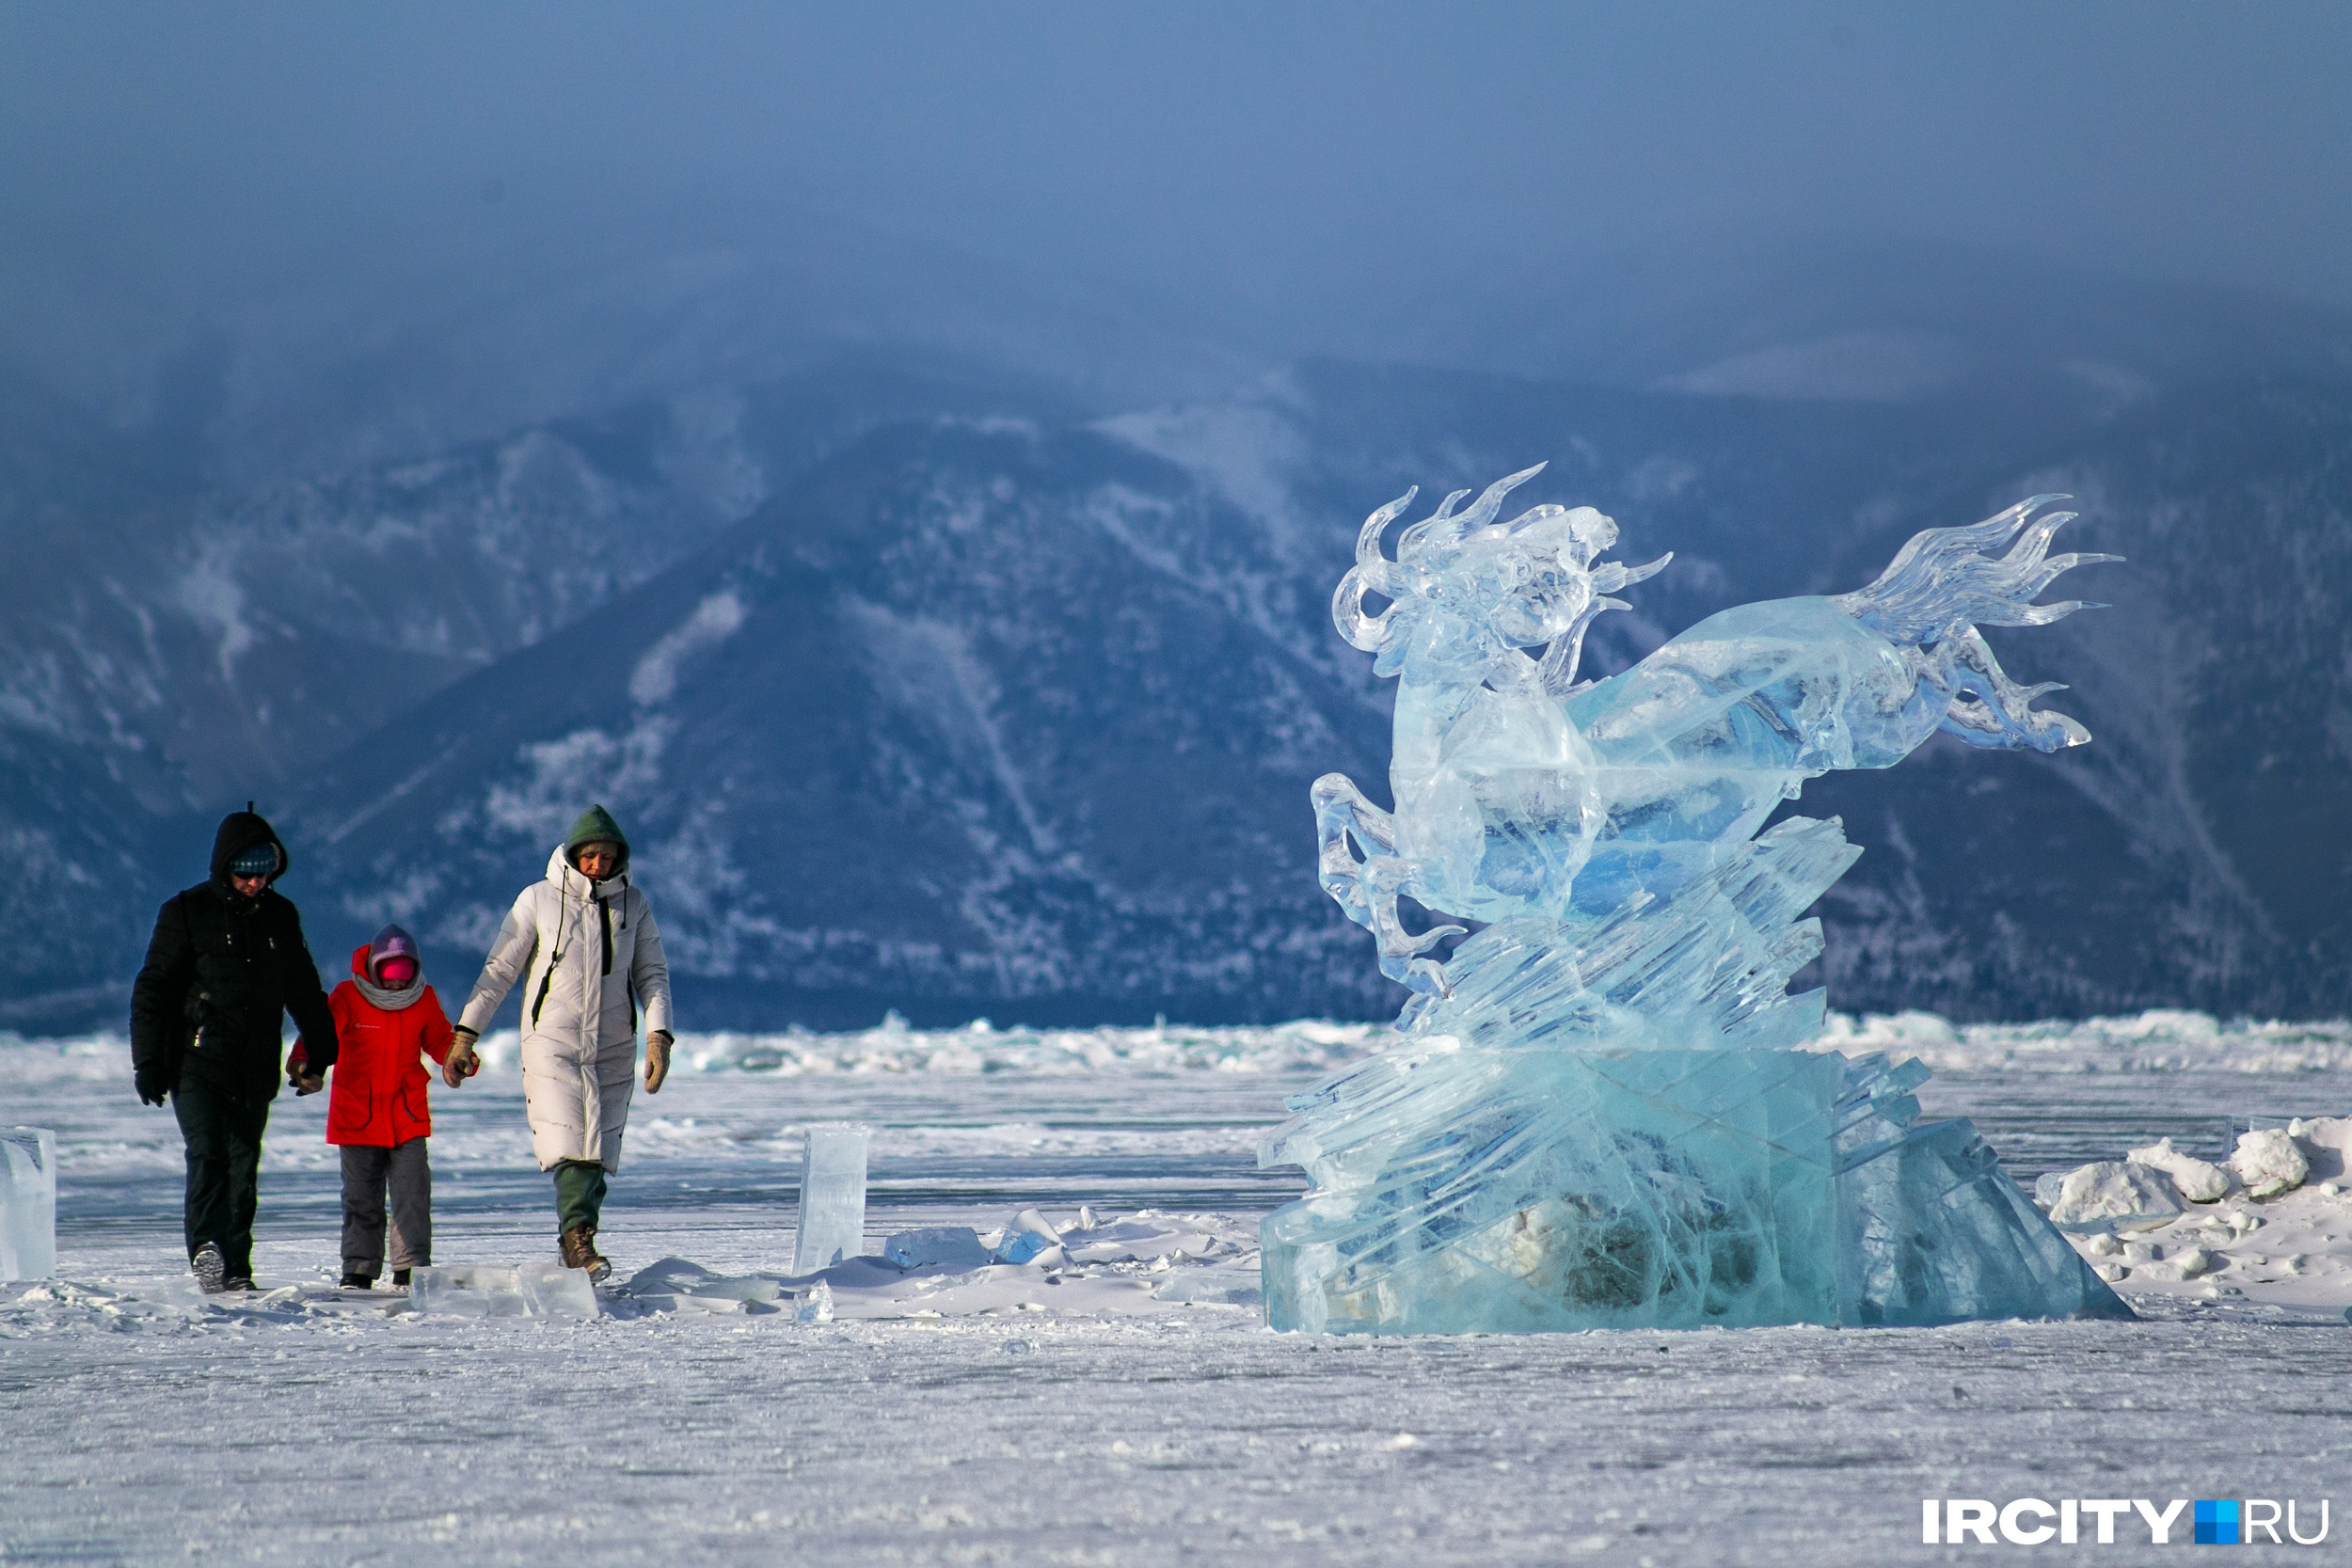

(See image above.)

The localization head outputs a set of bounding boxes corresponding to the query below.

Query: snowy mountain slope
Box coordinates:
[1802,377,2352,1018]
[268,361,2348,1030]
[10,342,2352,1031]
[0,353,1084,801]
[278,419,1391,1028]
[252,365,2072,1027]
[0,401,771,1027]
[0,356,1088,1027]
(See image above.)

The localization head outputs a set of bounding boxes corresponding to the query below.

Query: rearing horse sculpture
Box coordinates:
[1263,467,2128,1335]
[1313,465,2114,997]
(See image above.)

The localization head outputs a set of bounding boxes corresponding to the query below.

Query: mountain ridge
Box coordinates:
[7,343,2348,1033]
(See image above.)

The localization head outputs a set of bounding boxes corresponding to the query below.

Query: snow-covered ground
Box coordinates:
[6,1012,2351,1564]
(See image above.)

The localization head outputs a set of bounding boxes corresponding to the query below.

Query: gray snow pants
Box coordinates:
[340,1138,432,1275]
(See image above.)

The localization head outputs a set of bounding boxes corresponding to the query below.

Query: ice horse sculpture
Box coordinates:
[1262,468,2131,1333]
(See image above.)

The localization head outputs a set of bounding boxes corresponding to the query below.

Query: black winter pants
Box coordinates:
[172,1080,269,1278]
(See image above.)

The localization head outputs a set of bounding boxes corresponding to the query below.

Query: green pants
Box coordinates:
[553,1160,607,1234]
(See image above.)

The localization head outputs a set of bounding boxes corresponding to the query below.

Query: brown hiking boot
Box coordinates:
[560,1224,612,1284]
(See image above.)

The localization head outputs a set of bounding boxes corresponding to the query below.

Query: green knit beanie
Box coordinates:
[564,803,629,870]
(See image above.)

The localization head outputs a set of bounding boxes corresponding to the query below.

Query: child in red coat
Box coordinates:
[291,924,464,1288]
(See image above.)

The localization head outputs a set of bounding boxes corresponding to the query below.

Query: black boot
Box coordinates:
[391,1268,412,1288]
[191,1242,229,1293]
[340,1271,374,1289]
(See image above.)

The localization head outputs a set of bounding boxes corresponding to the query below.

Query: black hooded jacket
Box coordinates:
[129,811,338,1104]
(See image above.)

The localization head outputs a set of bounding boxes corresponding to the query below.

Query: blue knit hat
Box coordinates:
[230,844,277,878]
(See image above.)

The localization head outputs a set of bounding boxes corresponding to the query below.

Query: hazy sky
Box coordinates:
[3,2,2347,461]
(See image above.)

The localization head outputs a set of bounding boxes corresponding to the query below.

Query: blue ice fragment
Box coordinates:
[992,1209,1062,1264]
[1269,478,2123,1333]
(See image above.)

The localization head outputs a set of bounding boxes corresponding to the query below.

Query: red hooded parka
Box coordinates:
[297,945,456,1147]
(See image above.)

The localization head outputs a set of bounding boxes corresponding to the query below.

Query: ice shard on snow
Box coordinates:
[1262,471,2131,1332]
[791,1123,871,1275]
[0,1127,56,1282]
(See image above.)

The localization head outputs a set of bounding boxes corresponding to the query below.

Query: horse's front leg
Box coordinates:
[1311,773,1467,996]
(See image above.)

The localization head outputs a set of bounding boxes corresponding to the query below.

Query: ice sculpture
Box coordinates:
[790,1123,871,1275]
[0,1127,56,1282]
[1262,470,2130,1332]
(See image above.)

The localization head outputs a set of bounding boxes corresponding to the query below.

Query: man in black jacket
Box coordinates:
[130,807,338,1292]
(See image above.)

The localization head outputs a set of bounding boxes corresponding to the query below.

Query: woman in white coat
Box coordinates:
[445,804,673,1281]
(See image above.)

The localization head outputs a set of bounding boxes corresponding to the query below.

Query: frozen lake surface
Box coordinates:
[5,1013,2351,1564]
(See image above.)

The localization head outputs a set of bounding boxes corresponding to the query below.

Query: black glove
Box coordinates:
[135,1071,171,1107]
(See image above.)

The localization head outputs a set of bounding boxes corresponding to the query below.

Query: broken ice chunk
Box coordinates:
[2046,1162,2184,1232]
[0,1128,56,1282]
[794,1279,834,1323]
[409,1262,600,1318]
[2229,1129,2309,1198]
[518,1261,599,1318]
[883,1227,991,1270]
[2126,1137,2232,1202]
[409,1265,528,1317]
[1150,1269,1263,1307]
[790,1123,871,1275]
[993,1209,1063,1264]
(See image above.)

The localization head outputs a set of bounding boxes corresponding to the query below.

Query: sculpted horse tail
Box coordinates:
[1836,494,2119,752]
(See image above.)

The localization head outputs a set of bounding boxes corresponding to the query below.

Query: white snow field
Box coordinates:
[5,1012,2351,1565]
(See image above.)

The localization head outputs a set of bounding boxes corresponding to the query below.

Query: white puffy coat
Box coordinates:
[458,846,673,1172]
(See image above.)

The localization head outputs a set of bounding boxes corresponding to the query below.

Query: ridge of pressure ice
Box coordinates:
[1263,469,2133,1333]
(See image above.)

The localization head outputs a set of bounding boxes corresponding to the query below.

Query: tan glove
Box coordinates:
[443,1026,482,1087]
[644,1029,673,1094]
